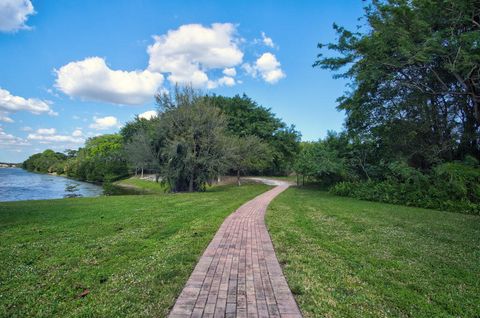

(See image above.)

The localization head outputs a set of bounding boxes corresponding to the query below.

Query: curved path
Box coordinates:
[169,180,302,318]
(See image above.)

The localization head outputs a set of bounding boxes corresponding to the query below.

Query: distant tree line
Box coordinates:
[23,135,128,183]
[297,0,480,214]
[121,87,299,191]
[23,87,300,192]
[22,149,68,174]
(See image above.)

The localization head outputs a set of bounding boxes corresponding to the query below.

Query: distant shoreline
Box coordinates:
[0,164,20,168]
[19,167,105,187]
[0,167,104,202]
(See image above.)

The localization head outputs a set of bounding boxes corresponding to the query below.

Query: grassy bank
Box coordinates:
[0,183,269,317]
[113,177,166,194]
[267,187,480,317]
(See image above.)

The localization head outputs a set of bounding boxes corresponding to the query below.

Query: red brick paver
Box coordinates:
[169,182,302,318]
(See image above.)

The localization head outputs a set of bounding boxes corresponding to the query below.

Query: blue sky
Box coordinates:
[0,0,365,162]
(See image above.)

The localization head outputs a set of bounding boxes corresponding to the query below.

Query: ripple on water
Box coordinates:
[0,168,103,202]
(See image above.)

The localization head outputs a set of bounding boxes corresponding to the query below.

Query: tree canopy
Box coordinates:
[314,0,480,167]
[303,0,480,214]
[22,149,67,173]
[206,94,301,174]
[155,87,231,192]
[228,135,272,185]
[65,134,128,183]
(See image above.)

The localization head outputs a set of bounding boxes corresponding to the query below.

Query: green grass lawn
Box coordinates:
[267,187,480,318]
[0,184,269,317]
[113,177,167,194]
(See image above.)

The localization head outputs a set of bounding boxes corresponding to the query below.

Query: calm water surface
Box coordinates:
[0,168,103,202]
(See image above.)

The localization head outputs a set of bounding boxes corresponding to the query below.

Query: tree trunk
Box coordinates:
[296,174,299,186]
[453,71,480,125]
[189,173,194,192]
[141,167,144,178]
[155,173,160,183]
[466,78,480,125]
[474,97,480,125]
[359,154,370,181]
[237,170,241,186]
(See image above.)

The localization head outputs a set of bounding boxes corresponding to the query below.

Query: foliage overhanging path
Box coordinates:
[168,180,302,318]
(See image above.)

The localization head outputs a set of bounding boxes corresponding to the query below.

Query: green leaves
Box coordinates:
[228,135,273,175]
[294,136,350,186]
[154,87,230,192]
[205,94,301,174]
[22,149,67,173]
[68,135,128,182]
[314,0,480,169]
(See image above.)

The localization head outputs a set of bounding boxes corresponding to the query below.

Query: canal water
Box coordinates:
[0,168,103,202]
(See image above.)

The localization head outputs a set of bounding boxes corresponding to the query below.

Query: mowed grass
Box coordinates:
[267,187,480,318]
[0,184,269,317]
[114,177,167,194]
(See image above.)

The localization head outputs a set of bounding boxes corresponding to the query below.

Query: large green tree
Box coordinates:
[294,137,349,186]
[206,94,301,174]
[315,0,480,167]
[207,94,284,139]
[123,128,161,179]
[156,87,230,192]
[228,135,273,185]
[66,134,128,182]
[22,149,67,173]
[120,115,159,142]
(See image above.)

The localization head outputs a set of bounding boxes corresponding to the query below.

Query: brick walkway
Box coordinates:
[168,182,302,318]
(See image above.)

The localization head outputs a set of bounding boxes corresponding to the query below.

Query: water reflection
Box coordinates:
[0,168,103,202]
[64,183,82,198]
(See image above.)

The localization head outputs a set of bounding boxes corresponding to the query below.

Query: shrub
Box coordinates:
[102,175,116,196]
[330,161,480,215]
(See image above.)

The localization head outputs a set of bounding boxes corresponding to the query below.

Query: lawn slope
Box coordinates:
[113,177,167,194]
[267,187,480,318]
[0,184,269,317]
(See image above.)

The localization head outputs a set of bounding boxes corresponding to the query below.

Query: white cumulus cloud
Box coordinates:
[261,32,275,48]
[216,76,236,87]
[27,128,85,144]
[36,128,56,135]
[0,0,35,32]
[0,113,14,123]
[27,133,83,144]
[243,53,286,84]
[89,116,119,130]
[147,23,243,88]
[72,129,82,137]
[55,57,164,105]
[223,67,236,77]
[0,126,29,146]
[138,110,157,120]
[27,134,85,144]
[0,87,56,118]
